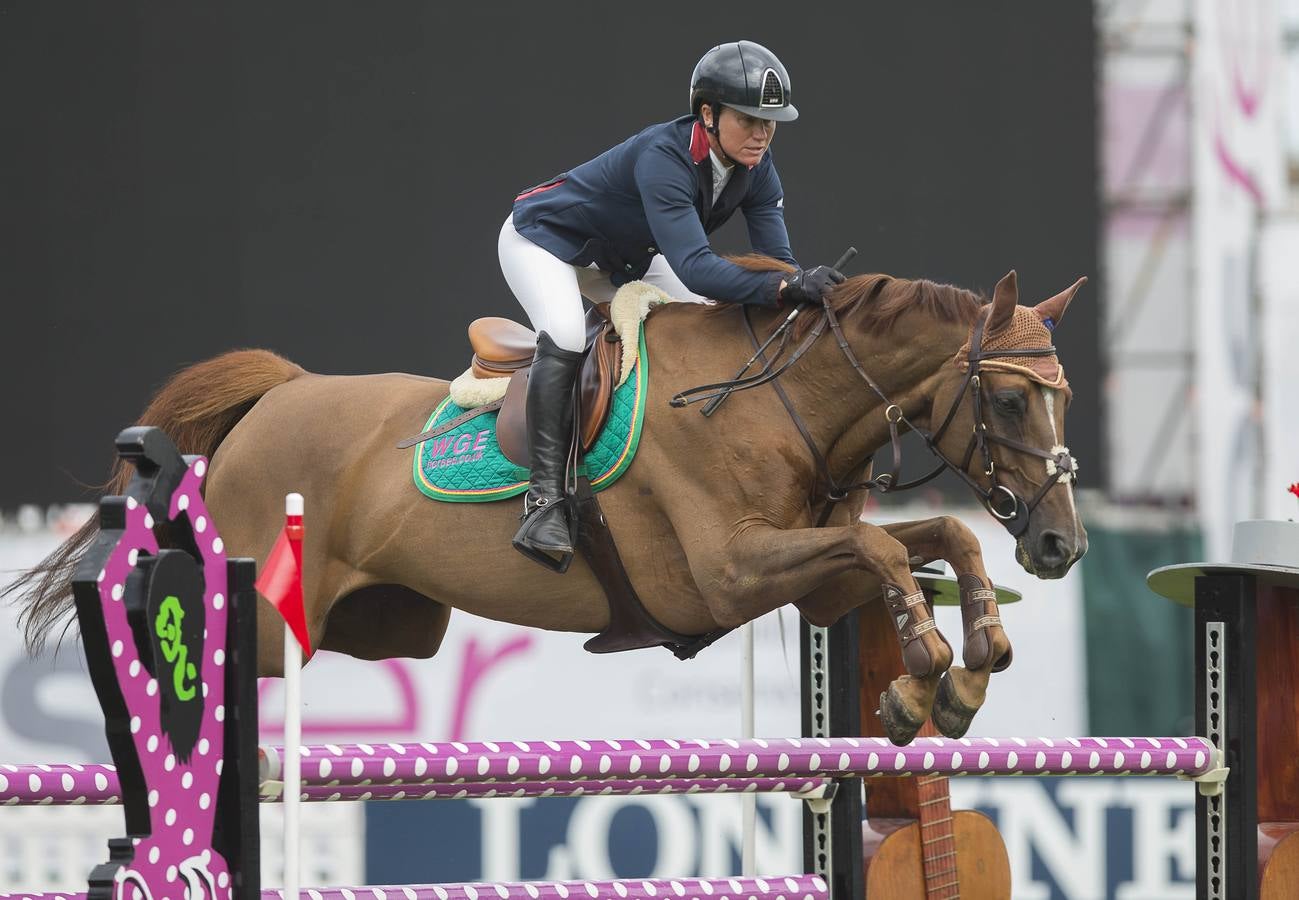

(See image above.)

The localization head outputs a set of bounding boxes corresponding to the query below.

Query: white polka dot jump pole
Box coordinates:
[7,874,828,900]
[0,730,1215,806]
[0,763,834,806]
[250,736,1216,785]
[1,731,1218,807]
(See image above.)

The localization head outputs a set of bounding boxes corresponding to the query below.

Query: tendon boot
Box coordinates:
[512,331,584,573]
[956,573,1014,672]
[882,583,952,677]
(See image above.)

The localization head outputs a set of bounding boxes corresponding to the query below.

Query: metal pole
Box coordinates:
[741,622,756,875]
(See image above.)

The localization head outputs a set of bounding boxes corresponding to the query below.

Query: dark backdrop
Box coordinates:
[0,2,1099,507]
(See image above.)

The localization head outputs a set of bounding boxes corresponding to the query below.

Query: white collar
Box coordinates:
[709,148,735,205]
[709,148,734,180]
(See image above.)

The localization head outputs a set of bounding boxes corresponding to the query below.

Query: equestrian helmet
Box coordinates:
[689,41,798,123]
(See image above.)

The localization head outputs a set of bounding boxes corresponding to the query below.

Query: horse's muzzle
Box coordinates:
[1018,526,1086,579]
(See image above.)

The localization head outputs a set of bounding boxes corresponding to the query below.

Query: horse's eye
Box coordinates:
[993,390,1025,416]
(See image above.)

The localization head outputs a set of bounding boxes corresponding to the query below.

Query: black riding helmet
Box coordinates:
[689,41,799,124]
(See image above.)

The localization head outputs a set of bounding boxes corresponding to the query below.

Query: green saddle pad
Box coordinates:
[413,331,648,502]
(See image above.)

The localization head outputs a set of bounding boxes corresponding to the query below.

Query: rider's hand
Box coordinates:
[779,265,846,306]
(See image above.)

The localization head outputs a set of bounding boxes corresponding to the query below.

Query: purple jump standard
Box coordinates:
[1,874,830,900]
[257,735,1218,788]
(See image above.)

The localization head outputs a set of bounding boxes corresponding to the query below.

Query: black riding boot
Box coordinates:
[512,331,584,572]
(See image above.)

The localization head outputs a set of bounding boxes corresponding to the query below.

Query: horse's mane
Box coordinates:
[725,254,987,340]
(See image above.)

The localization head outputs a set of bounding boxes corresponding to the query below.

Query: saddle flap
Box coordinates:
[494,311,623,467]
[497,369,532,468]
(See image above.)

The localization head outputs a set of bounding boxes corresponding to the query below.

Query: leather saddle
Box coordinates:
[468,305,622,467]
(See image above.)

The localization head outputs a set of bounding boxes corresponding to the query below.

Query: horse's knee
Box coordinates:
[854,533,912,582]
[937,516,981,555]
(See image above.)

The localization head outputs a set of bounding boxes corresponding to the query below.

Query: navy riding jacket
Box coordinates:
[511,115,798,307]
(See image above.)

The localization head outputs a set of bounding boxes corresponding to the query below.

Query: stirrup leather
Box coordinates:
[521,493,559,517]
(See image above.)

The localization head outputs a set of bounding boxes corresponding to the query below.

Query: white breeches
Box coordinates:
[498,215,707,352]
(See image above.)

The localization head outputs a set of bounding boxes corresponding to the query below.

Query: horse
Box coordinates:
[8,261,1088,745]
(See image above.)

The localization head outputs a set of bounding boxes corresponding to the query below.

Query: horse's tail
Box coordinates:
[5,349,307,656]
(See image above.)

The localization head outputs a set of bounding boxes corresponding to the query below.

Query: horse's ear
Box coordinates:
[987,270,1018,334]
[1033,276,1087,330]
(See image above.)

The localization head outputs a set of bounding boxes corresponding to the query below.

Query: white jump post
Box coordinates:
[740,620,756,875]
[283,491,305,900]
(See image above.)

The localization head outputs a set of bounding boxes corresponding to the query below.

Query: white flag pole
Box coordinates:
[283,492,304,900]
[740,621,756,875]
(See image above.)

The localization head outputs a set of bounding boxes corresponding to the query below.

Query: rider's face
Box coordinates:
[705,106,776,167]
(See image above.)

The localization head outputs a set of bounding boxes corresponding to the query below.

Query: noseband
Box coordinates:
[670,297,1079,535]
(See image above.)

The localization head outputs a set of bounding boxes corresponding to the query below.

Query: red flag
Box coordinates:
[255,509,313,657]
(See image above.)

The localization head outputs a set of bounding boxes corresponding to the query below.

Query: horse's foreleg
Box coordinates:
[881,516,1013,670]
[710,522,954,745]
[881,516,1013,738]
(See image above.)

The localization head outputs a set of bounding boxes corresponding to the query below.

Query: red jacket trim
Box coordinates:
[515,178,566,202]
[689,121,710,164]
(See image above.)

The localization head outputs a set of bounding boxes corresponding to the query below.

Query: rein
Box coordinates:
[670,294,1078,536]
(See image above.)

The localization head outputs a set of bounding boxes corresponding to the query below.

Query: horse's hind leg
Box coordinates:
[882,517,1013,739]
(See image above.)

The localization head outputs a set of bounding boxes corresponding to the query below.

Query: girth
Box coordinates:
[574,476,730,660]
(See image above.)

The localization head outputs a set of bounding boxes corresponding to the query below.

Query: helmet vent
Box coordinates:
[759,68,785,107]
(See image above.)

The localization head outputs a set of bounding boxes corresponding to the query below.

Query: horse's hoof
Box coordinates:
[991,643,1014,673]
[879,687,926,746]
[931,670,981,739]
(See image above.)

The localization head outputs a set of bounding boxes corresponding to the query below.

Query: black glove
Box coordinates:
[780,265,846,306]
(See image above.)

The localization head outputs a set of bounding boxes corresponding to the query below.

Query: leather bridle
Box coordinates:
[670,296,1079,536]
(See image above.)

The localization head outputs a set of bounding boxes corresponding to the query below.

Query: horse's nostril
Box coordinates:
[1037,530,1071,567]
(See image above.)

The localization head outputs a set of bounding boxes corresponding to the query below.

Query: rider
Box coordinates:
[500,40,846,569]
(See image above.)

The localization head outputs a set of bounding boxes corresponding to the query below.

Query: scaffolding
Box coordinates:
[1100,0,1299,513]
[1099,0,1196,503]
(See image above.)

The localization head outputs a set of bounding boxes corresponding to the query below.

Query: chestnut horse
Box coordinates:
[9,264,1087,744]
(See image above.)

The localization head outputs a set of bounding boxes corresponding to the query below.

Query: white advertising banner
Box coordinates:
[1259,215,1299,520]
[1191,0,1287,557]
